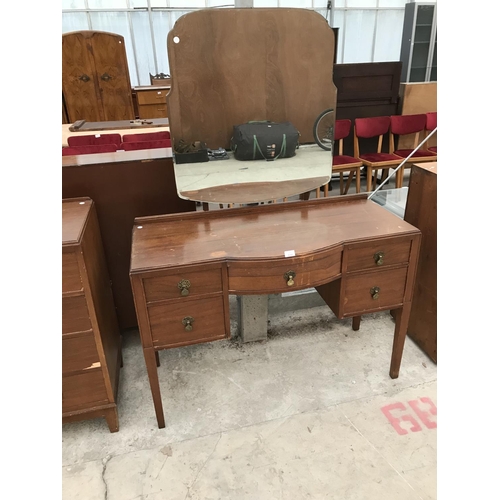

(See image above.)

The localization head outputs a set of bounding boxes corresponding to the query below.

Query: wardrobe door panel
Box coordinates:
[91,32,135,121]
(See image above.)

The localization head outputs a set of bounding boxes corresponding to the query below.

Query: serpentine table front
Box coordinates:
[129,194,421,428]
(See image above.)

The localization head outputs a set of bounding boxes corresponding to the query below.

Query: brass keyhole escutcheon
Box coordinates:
[178,279,191,296]
[284,270,296,287]
[79,74,90,82]
[374,251,384,266]
[182,316,194,331]
[370,286,380,300]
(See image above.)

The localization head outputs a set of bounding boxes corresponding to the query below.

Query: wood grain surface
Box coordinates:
[167,8,337,149]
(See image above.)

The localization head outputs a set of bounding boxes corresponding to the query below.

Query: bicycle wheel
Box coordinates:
[313,108,335,151]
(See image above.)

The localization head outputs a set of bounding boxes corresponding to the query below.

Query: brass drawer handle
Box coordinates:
[283,270,296,287]
[373,251,384,266]
[182,316,194,331]
[370,286,380,300]
[177,279,191,296]
[79,74,90,82]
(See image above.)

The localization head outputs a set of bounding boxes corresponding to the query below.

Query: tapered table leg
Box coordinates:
[105,407,119,433]
[144,347,165,428]
[389,305,411,379]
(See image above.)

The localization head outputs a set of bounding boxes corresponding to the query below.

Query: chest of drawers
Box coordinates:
[134,86,170,119]
[130,195,421,428]
[62,197,122,432]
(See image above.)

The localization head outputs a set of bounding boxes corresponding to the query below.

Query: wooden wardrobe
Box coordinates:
[62,30,135,123]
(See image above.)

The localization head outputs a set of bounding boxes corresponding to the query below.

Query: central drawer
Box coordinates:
[148,295,227,348]
[228,247,342,293]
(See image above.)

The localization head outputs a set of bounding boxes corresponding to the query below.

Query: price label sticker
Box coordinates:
[95,134,100,138]
[284,250,295,258]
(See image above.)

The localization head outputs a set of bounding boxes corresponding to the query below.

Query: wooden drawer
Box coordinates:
[137,103,168,119]
[148,296,227,348]
[143,268,223,303]
[342,267,408,315]
[62,333,100,374]
[345,237,411,273]
[62,295,91,334]
[62,251,82,293]
[228,247,342,293]
[62,370,108,412]
[136,90,168,105]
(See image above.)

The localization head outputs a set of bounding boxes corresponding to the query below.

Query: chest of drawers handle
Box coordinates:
[283,270,296,286]
[373,252,385,266]
[178,279,191,296]
[370,286,380,300]
[182,316,194,331]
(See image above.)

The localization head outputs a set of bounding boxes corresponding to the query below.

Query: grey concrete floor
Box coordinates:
[62,171,437,499]
[62,301,437,500]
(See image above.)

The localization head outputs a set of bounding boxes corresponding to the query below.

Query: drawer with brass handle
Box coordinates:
[143,268,223,303]
[342,267,408,315]
[147,296,227,348]
[228,246,342,293]
[344,237,412,272]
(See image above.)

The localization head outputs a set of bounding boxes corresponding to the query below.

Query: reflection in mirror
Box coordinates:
[166,8,337,206]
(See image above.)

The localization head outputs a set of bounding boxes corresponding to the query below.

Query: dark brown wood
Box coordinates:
[62,198,122,432]
[62,152,196,330]
[333,62,402,157]
[130,195,421,427]
[62,31,135,122]
[167,8,337,149]
[144,347,166,428]
[404,163,437,362]
[352,316,361,331]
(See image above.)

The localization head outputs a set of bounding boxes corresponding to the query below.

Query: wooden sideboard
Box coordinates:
[404,162,437,362]
[62,149,196,331]
[62,197,122,432]
[133,86,170,119]
[130,195,421,428]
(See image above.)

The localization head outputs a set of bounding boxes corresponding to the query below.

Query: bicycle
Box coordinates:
[313,108,335,151]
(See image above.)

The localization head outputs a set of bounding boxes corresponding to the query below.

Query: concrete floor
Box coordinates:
[62,171,437,499]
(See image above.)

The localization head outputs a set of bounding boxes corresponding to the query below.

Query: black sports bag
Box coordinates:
[230,121,300,161]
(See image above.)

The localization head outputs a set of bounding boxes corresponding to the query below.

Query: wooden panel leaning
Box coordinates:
[62,197,122,432]
[130,195,421,428]
[404,162,437,363]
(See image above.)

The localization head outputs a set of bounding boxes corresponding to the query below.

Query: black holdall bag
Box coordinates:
[230,121,300,161]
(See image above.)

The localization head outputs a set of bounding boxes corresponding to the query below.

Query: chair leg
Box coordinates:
[344,171,354,195]
[355,167,361,193]
[366,167,373,192]
[323,183,328,197]
[315,187,320,199]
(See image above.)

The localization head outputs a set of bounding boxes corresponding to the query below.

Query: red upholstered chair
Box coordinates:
[353,116,403,192]
[62,144,118,155]
[120,139,172,151]
[323,119,363,197]
[121,131,171,143]
[425,112,437,154]
[67,133,122,147]
[389,114,437,187]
